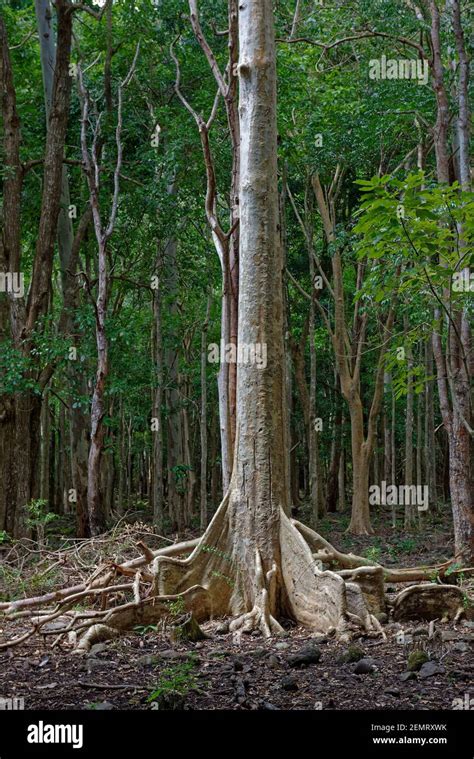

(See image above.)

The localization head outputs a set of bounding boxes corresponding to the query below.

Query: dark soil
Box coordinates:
[1,510,472,711]
[1,618,473,711]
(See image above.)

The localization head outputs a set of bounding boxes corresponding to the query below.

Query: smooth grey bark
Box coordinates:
[181,380,196,523]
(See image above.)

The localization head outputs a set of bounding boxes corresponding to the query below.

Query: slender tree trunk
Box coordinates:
[209,410,220,509]
[428,0,473,564]
[338,445,346,512]
[88,237,109,535]
[416,388,423,512]
[55,403,66,515]
[424,340,436,510]
[151,257,164,531]
[163,216,185,531]
[404,330,415,529]
[117,399,125,515]
[39,394,51,504]
[308,214,324,523]
[182,396,196,525]
[383,372,392,485]
[200,295,212,531]
[327,381,342,513]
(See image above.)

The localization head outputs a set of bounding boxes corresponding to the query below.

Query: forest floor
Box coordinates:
[1,508,473,711]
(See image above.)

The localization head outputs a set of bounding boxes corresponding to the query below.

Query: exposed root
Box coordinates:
[229,550,284,639]
[337,566,386,616]
[4,496,465,652]
[393,583,468,623]
[293,520,462,583]
[0,536,199,617]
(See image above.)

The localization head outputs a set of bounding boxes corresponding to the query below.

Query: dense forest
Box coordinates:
[0,0,473,727]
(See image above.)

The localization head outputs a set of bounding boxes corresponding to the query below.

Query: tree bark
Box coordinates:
[151,254,164,532]
[404,327,415,529]
[427,0,473,564]
[200,295,212,531]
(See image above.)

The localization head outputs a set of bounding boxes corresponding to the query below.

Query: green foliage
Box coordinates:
[26,500,59,531]
[199,544,233,563]
[134,624,159,635]
[363,546,382,563]
[147,655,201,702]
[0,562,60,602]
[354,174,474,296]
[397,537,418,554]
[165,596,186,617]
[210,570,235,589]
[1,0,469,555]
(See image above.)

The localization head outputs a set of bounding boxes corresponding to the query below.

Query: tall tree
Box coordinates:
[74,0,379,647]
